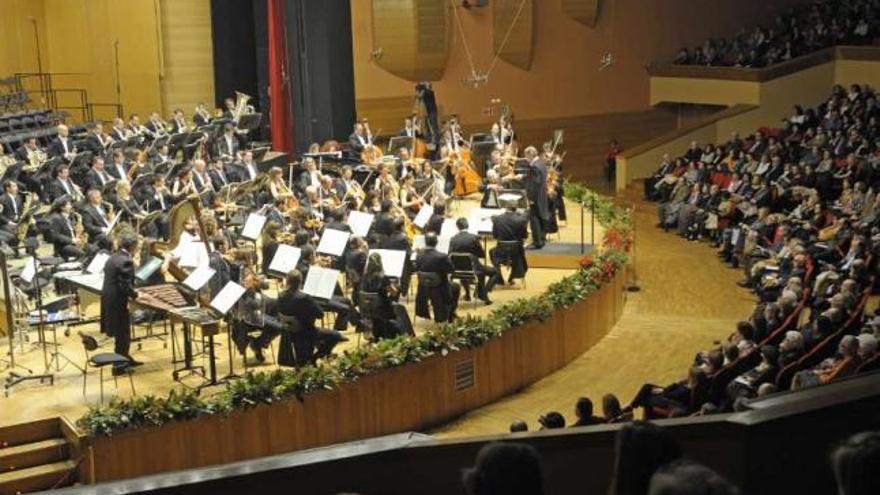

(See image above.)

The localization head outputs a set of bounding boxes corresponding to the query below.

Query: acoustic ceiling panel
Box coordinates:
[371,0,449,81]
[492,0,534,71]
[561,0,600,27]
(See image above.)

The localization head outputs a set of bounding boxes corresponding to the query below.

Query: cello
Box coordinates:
[451,147,481,197]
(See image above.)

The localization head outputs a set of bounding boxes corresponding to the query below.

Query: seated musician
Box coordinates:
[192,159,214,195]
[297,158,322,195]
[206,235,234,299]
[84,155,114,192]
[324,208,351,234]
[400,116,422,139]
[383,217,413,293]
[425,201,446,235]
[110,117,131,142]
[261,221,282,275]
[399,174,421,218]
[193,102,212,127]
[208,157,232,190]
[373,164,400,203]
[302,186,324,221]
[319,176,338,207]
[397,147,417,179]
[0,180,25,253]
[107,150,129,182]
[145,175,172,240]
[86,122,112,154]
[48,124,77,162]
[344,235,369,293]
[81,189,114,251]
[268,166,293,202]
[145,112,169,140]
[360,252,403,340]
[216,124,240,163]
[170,108,188,134]
[171,167,198,203]
[296,246,356,333]
[14,136,45,196]
[127,113,146,138]
[489,200,529,285]
[231,271,281,364]
[277,269,347,366]
[414,233,460,323]
[48,164,82,204]
[450,217,498,305]
[48,196,87,260]
[337,165,360,202]
[128,150,153,179]
[235,150,259,182]
[370,199,395,244]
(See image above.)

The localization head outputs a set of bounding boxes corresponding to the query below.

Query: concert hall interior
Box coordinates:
[2,1,880,494]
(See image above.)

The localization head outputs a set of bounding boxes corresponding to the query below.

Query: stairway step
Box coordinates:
[0,439,68,473]
[0,460,77,494]
[0,419,61,449]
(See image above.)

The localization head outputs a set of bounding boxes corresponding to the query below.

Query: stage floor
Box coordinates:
[0,196,602,428]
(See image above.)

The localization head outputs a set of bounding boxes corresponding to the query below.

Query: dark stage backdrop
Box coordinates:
[210,0,260,112]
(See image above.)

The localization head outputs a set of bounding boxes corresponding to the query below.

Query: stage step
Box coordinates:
[0,438,69,473]
[0,418,61,449]
[0,460,77,494]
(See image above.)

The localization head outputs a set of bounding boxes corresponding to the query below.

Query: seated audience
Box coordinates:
[608,421,682,495]
[462,442,544,495]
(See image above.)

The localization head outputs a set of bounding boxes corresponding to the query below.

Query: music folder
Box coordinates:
[135,256,163,283]
[317,228,350,257]
[368,249,407,278]
[346,210,374,237]
[86,252,110,275]
[413,204,433,229]
[241,213,267,240]
[268,244,302,275]
[302,266,339,300]
[20,256,37,284]
[209,281,246,315]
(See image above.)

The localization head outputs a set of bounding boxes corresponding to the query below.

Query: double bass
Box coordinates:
[451,148,481,197]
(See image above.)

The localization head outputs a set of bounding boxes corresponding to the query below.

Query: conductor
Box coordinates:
[524,146,549,249]
[100,233,142,375]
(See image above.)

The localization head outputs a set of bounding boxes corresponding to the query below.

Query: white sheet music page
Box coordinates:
[20,257,36,284]
[413,204,433,229]
[346,210,374,237]
[440,218,457,239]
[241,213,268,240]
[86,252,110,274]
[183,264,216,291]
[369,249,406,278]
[178,242,209,268]
[317,229,350,257]
[209,281,246,315]
[302,266,339,300]
[269,244,302,274]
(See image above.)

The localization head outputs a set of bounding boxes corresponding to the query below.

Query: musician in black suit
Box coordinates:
[85,122,111,154]
[296,247,355,333]
[84,156,113,192]
[490,202,529,284]
[276,269,346,366]
[208,158,232,190]
[170,108,188,134]
[193,103,212,127]
[100,233,141,374]
[216,124,240,160]
[47,197,86,259]
[107,150,129,182]
[414,233,460,323]
[48,124,76,161]
[399,116,422,139]
[233,150,259,183]
[145,112,168,140]
[348,122,369,158]
[425,202,446,235]
[14,137,39,162]
[110,118,131,143]
[0,180,24,250]
[524,146,549,249]
[382,217,413,293]
[370,200,395,245]
[450,218,498,304]
[47,165,82,203]
[81,189,113,250]
[233,271,282,364]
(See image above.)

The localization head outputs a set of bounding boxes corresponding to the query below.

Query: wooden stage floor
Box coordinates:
[0,196,602,428]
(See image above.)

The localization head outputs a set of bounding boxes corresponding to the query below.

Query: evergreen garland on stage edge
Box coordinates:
[78,184,633,437]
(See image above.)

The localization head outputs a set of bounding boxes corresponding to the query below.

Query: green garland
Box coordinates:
[77,185,633,437]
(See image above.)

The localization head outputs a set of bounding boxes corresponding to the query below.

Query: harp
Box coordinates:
[149,195,212,281]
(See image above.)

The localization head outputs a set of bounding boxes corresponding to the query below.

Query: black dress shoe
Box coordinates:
[112,366,130,377]
[128,359,144,367]
[526,244,543,250]
[481,298,493,306]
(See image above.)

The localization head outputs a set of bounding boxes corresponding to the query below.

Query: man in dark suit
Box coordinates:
[0,180,24,250]
[14,137,39,162]
[382,217,413,293]
[110,117,130,143]
[276,269,346,366]
[193,103,212,127]
[399,116,422,139]
[85,122,111,154]
[348,122,369,159]
[81,189,113,250]
[215,124,240,160]
[208,158,231,190]
[425,202,446,235]
[524,146,549,249]
[48,197,86,259]
[414,233,459,323]
[100,233,141,374]
[449,217,498,304]
[170,108,188,134]
[84,156,113,192]
[106,150,129,182]
[48,124,77,162]
[369,200,395,245]
[490,202,529,284]
[47,165,81,203]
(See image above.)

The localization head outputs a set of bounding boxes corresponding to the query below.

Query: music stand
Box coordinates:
[387,136,413,156]
[237,113,263,133]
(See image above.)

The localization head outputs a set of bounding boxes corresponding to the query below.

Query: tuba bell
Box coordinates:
[232,91,252,123]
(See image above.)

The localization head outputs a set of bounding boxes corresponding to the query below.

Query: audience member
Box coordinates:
[647,459,742,495]
[538,412,565,430]
[608,421,683,495]
[571,397,605,427]
[462,442,543,495]
[831,431,880,495]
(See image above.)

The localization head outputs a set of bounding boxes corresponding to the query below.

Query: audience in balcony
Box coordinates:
[672,1,879,68]
[571,397,606,427]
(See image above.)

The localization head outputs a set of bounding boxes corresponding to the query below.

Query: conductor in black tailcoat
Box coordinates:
[524,146,549,249]
[100,234,141,372]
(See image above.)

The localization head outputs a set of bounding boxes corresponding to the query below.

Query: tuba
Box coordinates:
[232,91,252,123]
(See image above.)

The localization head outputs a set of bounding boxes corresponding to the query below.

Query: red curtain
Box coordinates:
[267,0,293,152]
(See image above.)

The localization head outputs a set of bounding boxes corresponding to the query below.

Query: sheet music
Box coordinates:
[241,213,267,240]
[469,208,501,234]
[369,249,407,278]
[171,231,197,258]
[413,204,433,229]
[411,235,426,260]
[86,252,110,274]
[178,241,209,268]
[302,266,339,300]
[317,228,350,257]
[20,257,36,284]
[183,264,216,291]
[268,244,302,274]
[209,281,246,315]
[437,235,451,254]
[440,218,457,239]
[346,210,374,237]
[498,192,523,203]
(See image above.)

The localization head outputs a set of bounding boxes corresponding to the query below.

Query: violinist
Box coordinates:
[383,217,413,293]
[260,221,282,275]
[302,186,324,221]
[337,165,360,201]
[319,175,338,208]
[234,270,282,364]
[324,208,351,234]
[268,166,294,201]
[542,141,567,223]
[373,163,400,202]
[296,246,355,334]
[425,201,446,235]
[266,196,292,231]
[396,147,418,179]
[399,174,421,218]
[359,252,404,339]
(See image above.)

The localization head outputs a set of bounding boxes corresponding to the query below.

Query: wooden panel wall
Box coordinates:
[561,0,600,27]
[0,0,49,105]
[87,272,627,482]
[158,0,216,117]
[371,0,450,81]
[42,0,162,121]
[492,0,534,71]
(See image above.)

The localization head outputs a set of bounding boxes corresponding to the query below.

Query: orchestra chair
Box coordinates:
[493,240,526,289]
[276,313,301,366]
[77,331,136,405]
[449,252,479,309]
[233,319,278,371]
[416,271,443,326]
[356,291,381,346]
